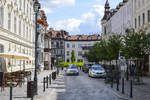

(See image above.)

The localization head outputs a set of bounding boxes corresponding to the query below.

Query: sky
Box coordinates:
[39,0,122,35]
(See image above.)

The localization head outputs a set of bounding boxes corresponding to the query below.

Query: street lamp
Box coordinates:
[33,0,40,95]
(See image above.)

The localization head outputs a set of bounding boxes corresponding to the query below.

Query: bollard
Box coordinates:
[49,74,51,85]
[111,77,113,88]
[46,76,48,88]
[122,78,124,94]
[43,77,45,92]
[10,84,13,100]
[130,80,133,98]
[116,78,119,91]
[31,82,34,100]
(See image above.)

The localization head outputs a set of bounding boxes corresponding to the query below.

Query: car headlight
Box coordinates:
[92,71,96,74]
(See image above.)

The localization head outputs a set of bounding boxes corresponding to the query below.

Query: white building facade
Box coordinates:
[65,35,101,64]
[101,0,133,36]
[110,0,133,35]
[0,0,35,72]
[101,0,150,75]
[132,0,150,75]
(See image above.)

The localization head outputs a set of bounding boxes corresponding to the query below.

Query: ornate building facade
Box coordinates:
[0,0,35,72]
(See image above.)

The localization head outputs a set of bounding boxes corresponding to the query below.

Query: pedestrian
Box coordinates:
[130,64,135,77]
[37,64,41,74]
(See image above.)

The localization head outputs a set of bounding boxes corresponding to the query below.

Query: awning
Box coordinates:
[0,52,30,60]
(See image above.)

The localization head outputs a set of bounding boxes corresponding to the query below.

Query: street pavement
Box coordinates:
[55,71,120,100]
[1,69,150,100]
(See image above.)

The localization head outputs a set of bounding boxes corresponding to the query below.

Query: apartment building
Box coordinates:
[65,35,101,64]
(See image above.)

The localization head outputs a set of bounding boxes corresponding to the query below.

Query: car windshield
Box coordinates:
[92,64,102,68]
[92,67,104,70]
[70,65,77,69]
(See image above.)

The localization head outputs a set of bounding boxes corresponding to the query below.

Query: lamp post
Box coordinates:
[33,0,40,95]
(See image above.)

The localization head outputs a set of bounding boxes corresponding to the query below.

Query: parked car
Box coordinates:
[88,64,106,78]
[66,65,79,75]
[82,64,91,73]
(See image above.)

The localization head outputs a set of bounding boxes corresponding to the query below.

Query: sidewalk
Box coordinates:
[0,69,65,100]
[105,76,150,100]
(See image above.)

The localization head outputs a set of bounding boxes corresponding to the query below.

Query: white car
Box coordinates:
[88,64,106,78]
[66,65,79,75]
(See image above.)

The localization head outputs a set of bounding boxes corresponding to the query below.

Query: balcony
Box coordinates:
[44,48,51,52]
[82,46,92,50]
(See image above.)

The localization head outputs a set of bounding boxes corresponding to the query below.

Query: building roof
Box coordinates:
[67,34,101,41]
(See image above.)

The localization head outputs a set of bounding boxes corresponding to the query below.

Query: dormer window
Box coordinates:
[79,37,82,40]
[98,36,101,39]
[68,36,71,40]
[88,36,91,40]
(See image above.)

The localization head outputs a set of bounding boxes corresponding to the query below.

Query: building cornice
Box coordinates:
[0,27,33,48]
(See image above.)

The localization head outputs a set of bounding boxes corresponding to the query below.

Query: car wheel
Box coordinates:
[88,73,90,77]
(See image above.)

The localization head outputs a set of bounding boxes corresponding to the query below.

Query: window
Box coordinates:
[135,18,137,28]
[143,13,145,25]
[51,42,54,45]
[23,24,25,37]
[78,44,82,48]
[30,8,31,20]
[27,4,28,16]
[61,50,63,54]
[138,15,141,27]
[26,26,28,39]
[148,10,150,22]
[104,27,106,35]
[19,20,21,35]
[88,36,91,40]
[8,13,11,31]
[24,0,25,13]
[79,37,82,40]
[77,59,83,62]
[19,0,22,9]
[67,51,69,56]
[0,44,4,53]
[14,17,16,33]
[88,43,91,46]
[0,7,4,27]
[67,43,69,48]
[67,59,70,62]
[98,36,101,39]
[78,51,82,56]
[72,44,75,48]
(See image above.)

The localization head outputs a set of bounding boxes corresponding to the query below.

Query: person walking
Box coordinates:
[130,64,135,78]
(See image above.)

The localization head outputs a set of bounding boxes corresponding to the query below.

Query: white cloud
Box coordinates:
[55,18,82,32]
[42,7,53,14]
[40,0,75,7]
[49,3,104,34]
[93,5,104,16]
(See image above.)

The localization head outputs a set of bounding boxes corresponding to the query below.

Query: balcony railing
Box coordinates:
[44,48,51,52]
[82,46,92,50]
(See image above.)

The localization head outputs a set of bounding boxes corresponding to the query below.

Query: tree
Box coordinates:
[107,34,123,60]
[122,29,150,83]
[85,42,101,63]
[71,50,76,62]
[122,29,150,59]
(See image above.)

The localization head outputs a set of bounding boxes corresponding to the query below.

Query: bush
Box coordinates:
[58,62,84,67]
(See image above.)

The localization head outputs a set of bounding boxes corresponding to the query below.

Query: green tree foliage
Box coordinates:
[122,29,150,59]
[86,42,101,63]
[85,29,150,63]
[71,50,76,62]
[107,35,123,60]
[85,34,123,62]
